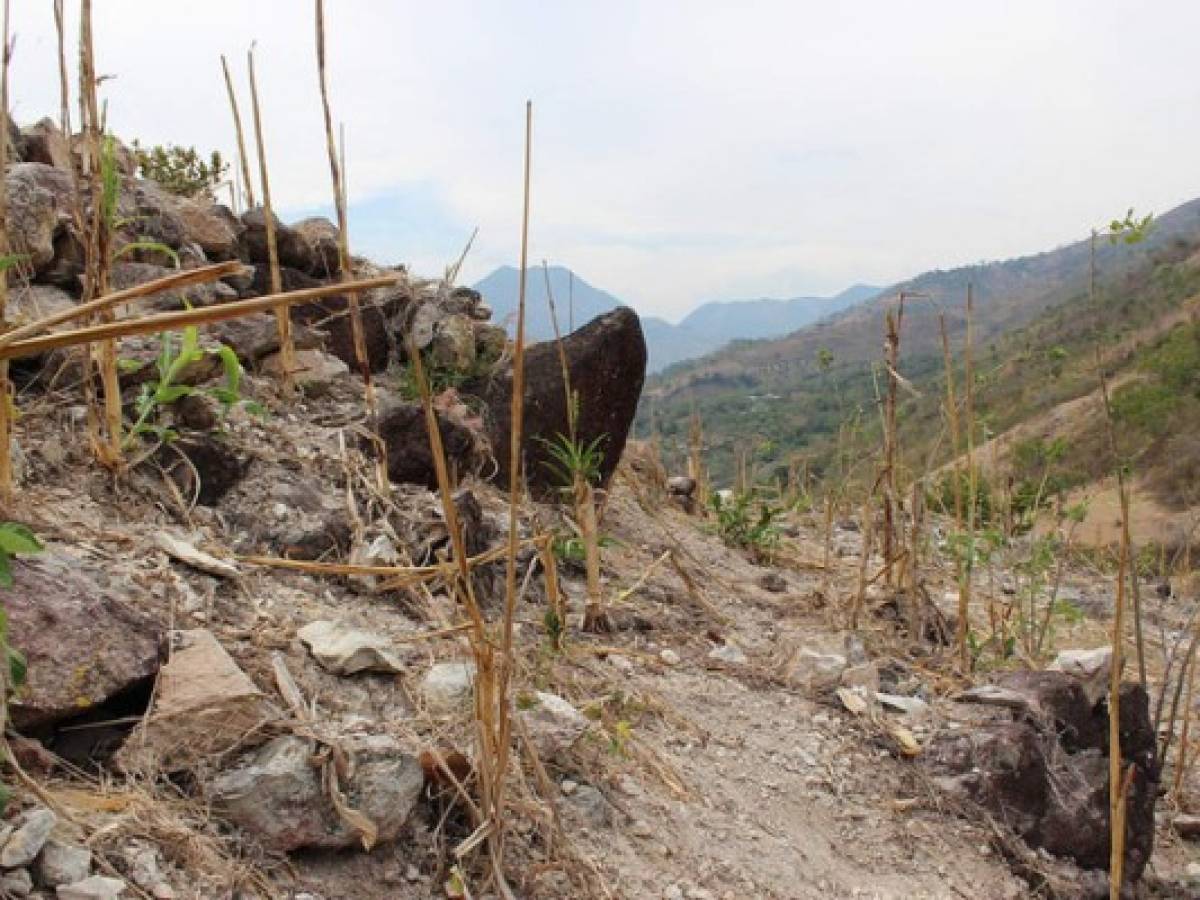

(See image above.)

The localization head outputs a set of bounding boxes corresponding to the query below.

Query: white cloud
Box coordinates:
[9,1,1200,321]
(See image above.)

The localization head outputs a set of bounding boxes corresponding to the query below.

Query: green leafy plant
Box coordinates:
[123,324,251,449]
[708,490,782,557]
[131,140,228,198]
[538,432,607,491]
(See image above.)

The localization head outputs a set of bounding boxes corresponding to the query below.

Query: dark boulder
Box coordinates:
[239,207,313,272]
[472,306,646,496]
[372,402,480,489]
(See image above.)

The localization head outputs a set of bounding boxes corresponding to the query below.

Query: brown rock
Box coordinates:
[7,554,161,729]
[474,307,646,496]
[176,199,242,261]
[116,629,278,774]
[239,208,311,272]
[292,217,341,276]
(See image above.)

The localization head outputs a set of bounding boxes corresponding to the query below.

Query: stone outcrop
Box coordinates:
[473,306,647,496]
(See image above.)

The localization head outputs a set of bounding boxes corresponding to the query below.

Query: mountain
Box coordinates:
[640,196,1200,488]
[472,265,879,372]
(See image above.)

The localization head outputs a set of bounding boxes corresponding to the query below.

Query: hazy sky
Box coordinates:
[9,1,1200,321]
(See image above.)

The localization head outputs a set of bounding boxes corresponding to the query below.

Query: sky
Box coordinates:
[8,1,1200,322]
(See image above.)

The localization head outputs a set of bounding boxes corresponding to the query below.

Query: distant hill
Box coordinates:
[472,265,878,372]
[641,196,1200,487]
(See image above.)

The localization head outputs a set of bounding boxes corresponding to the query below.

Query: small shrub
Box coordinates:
[708,491,781,558]
[131,141,228,197]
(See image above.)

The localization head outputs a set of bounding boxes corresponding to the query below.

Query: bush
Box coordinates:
[1111,381,1177,435]
[131,141,227,197]
[708,491,781,557]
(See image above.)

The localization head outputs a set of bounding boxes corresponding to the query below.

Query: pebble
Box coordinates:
[659,649,681,666]
[630,820,653,838]
[664,885,685,900]
[0,808,57,868]
[609,654,634,674]
[405,865,420,882]
[561,780,579,796]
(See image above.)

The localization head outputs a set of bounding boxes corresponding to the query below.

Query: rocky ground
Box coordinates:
[0,116,1196,899]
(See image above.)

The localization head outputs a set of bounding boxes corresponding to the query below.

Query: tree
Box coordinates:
[131,141,227,197]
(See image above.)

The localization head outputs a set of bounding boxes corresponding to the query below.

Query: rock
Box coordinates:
[757,572,787,593]
[208,733,423,852]
[7,555,160,729]
[238,208,311,272]
[154,533,240,579]
[297,620,405,675]
[840,662,880,693]
[659,649,680,666]
[428,314,477,372]
[563,785,614,829]
[666,476,696,497]
[475,307,646,496]
[110,262,237,311]
[420,661,475,712]
[7,284,76,327]
[290,289,393,373]
[123,180,189,254]
[122,841,162,891]
[1048,646,1113,706]
[35,839,92,887]
[876,692,930,717]
[116,629,278,774]
[372,402,480,489]
[261,348,348,393]
[210,313,326,366]
[5,163,69,275]
[708,643,747,665]
[55,874,128,899]
[0,868,32,896]
[292,217,341,276]
[154,433,250,508]
[175,200,242,261]
[19,118,71,170]
[474,324,508,363]
[0,809,56,868]
[517,692,589,760]
[780,648,846,691]
[1174,814,1200,839]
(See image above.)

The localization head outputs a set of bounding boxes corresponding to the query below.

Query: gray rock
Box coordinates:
[428,313,477,372]
[0,808,57,868]
[563,785,613,829]
[757,572,787,593]
[55,874,127,899]
[261,349,349,394]
[297,620,405,675]
[110,262,236,311]
[19,118,71,170]
[35,839,92,887]
[5,163,68,275]
[517,692,590,760]
[208,734,423,852]
[292,217,341,276]
[666,476,696,498]
[708,643,747,665]
[1048,645,1113,706]
[7,284,76,328]
[0,867,32,896]
[781,648,846,691]
[420,662,475,712]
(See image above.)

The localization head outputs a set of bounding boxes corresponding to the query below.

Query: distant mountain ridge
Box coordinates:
[471,265,878,372]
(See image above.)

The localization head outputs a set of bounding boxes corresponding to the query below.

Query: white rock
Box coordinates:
[659,649,680,666]
[298,620,405,675]
[35,839,92,887]
[420,661,476,712]
[56,875,128,899]
[518,692,590,760]
[1049,646,1114,705]
[876,692,931,717]
[153,533,239,579]
[608,654,634,674]
[0,808,57,868]
[708,643,747,665]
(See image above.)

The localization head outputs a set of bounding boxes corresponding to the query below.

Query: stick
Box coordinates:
[0,274,398,361]
[0,0,12,501]
[220,55,255,210]
[246,44,295,390]
[0,261,246,347]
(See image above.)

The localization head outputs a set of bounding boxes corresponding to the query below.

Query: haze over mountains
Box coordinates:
[472,265,879,372]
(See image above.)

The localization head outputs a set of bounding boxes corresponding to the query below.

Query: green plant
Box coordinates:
[538,431,607,491]
[551,531,617,565]
[708,490,782,556]
[123,324,251,449]
[131,140,228,197]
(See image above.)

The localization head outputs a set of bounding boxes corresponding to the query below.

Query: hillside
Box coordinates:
[473,265,878,372]
[641,196,1200,491]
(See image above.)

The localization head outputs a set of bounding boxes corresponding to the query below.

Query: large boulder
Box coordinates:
[931,670,1158,886]
[176,199,242,261]
[110,262,237,310]
[6,554,162,729]
[473,306,646,496]
[208,733,423,852]
[239,208,312,272]
[4,163,73,276]
[122,179,189,252]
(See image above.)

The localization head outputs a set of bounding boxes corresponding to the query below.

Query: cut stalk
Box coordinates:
[963,285,977,661]
[246,45,295,391]
[79,0,122,465]
[0,0,13,502]
[940,313,968,668]
[220,55,255,210]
